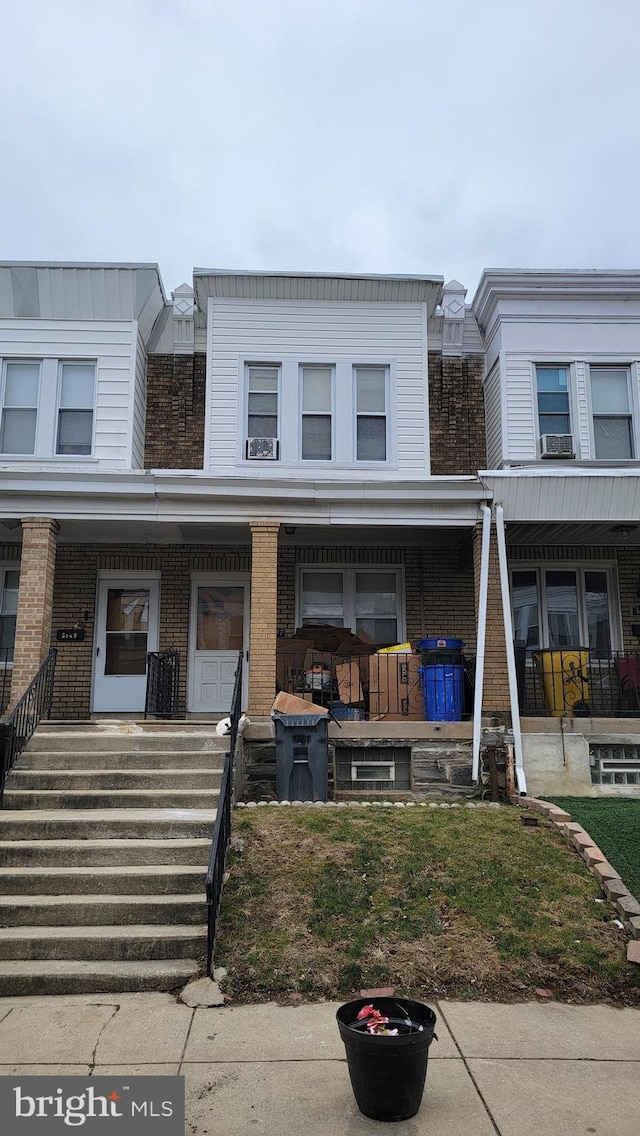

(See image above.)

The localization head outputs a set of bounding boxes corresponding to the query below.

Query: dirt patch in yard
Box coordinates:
[215,805,640,1006]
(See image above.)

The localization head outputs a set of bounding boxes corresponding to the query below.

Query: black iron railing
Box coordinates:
[518,648,640,717]
[144,649,180,719]
[0,647,57,807]
[276,647,476,720]
[205,652,242,978]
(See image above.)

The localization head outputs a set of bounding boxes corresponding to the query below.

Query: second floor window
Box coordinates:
[247,365,279,440]
[0,362,40,454]
[57,363,95,455]
[301,366,332,460]
[536,366,571,439]
[356,365,387,461]
[590,366,633,459]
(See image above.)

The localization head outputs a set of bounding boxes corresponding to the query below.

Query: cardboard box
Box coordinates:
[276,639,314,691]
[272,691,329,716]
[369,652,424,721]
[335,660,364,704]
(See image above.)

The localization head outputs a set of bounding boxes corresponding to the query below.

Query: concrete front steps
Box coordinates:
[0,723,228,995]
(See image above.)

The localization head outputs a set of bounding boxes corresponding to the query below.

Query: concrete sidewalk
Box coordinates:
[0,994,639,1135]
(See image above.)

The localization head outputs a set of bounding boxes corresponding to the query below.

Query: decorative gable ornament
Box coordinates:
[171,283,196,354]
[442,279,467,357]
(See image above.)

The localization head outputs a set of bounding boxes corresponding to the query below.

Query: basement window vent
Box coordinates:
[590,744,640,786]
[335,746,411,792]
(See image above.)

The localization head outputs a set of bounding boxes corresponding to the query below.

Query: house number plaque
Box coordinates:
[56,628,85,642]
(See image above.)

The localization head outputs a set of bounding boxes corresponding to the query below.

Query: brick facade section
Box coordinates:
[473,522,510,714]
[10,519,59,707]
[248,522,280,717]
[144,353,206,469]
[428,353,486,475]
[50,543,250,719]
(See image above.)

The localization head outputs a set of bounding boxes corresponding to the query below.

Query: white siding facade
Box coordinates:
[0,318,145,470]
[484,359,503,468]
[205,297,430,478]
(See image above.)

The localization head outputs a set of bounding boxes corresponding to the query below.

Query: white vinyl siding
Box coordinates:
[484,360,502,467]
[504,355,538,461]
[131,331,147,470]
[0,319,144,469]
[206,298,428,476]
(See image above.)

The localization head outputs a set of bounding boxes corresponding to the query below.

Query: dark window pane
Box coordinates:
[302,415,331,460]
[356,617,398,645]
[538,392,570,413]
[357,416,386,461]
[539,414,571,435]
[106,589,150,633]
[57,409,93,454]
[104,633,148,675]
[545,571,579,647]
[585,571,611,656]
[0,613,16,659]
[593,416,633,459]
[512,571,539,649]
[248,415,277,438]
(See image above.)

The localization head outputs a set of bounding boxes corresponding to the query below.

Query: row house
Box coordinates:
[2,262,640,797]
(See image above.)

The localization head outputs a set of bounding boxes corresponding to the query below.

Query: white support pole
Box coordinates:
[494,504,527,795]
[472,505,492,782]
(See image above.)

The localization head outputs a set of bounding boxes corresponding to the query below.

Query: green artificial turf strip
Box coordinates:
[550,798,640,899]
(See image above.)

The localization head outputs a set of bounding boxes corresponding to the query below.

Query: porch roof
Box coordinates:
[0,469,488,529]
[483,469,640,525]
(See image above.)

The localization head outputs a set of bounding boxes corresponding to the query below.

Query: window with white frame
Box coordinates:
[246,364,279,440]
[536,365,571,441]
[56,362,95,455]
[511,566,616,658]
[301,365,332,460]
[0,566,19,663]
[590,366,634,459]
[355,365,388,461]
[298,567,403,645]
[0,358,96,458]
[0,362,40,454]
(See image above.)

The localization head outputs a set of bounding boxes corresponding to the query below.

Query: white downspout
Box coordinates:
[494,503,527,795]
[472,504,492,782]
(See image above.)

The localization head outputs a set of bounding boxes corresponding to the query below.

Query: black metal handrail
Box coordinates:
[144,649,180,719]
[205,652,242,977]
[0,647,57,807]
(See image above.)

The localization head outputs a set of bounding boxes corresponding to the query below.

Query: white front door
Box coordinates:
[93,576,160,712]
[188,577,249,713]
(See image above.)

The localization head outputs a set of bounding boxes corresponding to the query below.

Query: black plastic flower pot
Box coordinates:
[336,997,437,1122]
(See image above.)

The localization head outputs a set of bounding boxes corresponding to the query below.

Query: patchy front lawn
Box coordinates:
[550,798,640,900]
[215,805,640,1005]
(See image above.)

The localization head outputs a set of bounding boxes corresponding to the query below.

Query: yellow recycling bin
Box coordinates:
[533,648,590,717]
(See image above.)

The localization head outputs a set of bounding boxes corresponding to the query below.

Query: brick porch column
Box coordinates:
[248,521,280,717]
[473,519,510,715]
[10,517,60,707]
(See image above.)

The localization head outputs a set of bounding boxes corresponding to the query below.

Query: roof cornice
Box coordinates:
[473,269,640,331]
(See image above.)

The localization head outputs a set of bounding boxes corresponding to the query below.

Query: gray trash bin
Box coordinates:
[273,712,329,801]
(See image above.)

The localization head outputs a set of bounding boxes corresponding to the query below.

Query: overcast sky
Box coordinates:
[1,0,639,298]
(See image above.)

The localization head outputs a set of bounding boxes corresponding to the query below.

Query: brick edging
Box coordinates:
[511,795,640,964]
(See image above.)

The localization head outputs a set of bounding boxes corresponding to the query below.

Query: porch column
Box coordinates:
[10,517,60,707]
[473,519,510,715]
[248,521,280,717]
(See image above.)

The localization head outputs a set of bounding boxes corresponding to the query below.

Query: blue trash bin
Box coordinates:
[417,638,465,722]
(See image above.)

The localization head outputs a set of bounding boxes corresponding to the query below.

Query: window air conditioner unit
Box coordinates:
[350,761,396,783]
[540,434,575,458]
[246,437,279,460]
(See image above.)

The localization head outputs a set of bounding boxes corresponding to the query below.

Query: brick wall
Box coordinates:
[277,541,476,646]
[144,354,206,469]
[248,523,280,716]
[428,353,486,475]
[474,523,510,714]
[10,519,59,707]
[51,543,250,718]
